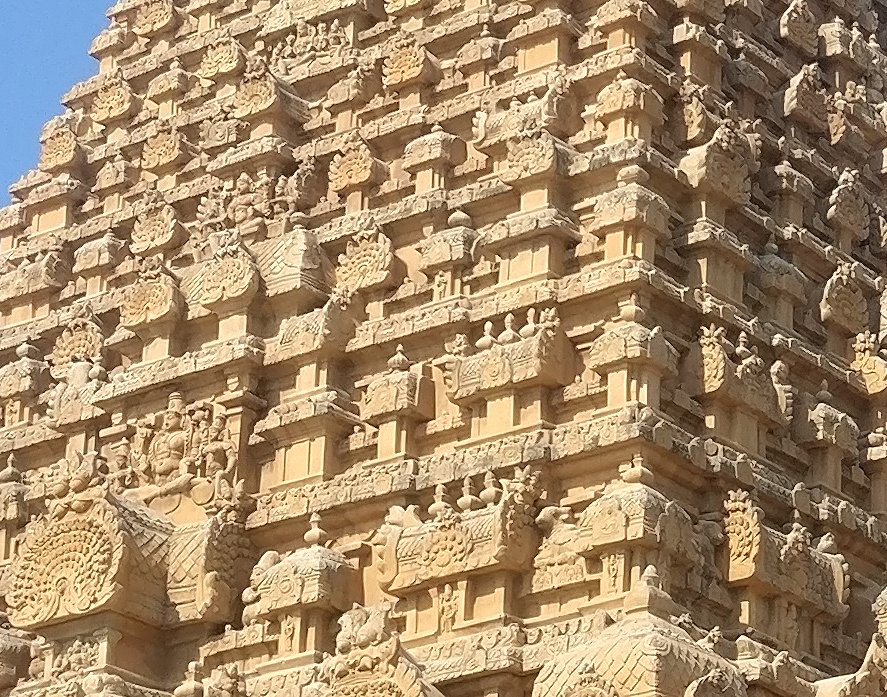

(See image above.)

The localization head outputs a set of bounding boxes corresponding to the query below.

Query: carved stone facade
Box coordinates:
[2,1,887,697]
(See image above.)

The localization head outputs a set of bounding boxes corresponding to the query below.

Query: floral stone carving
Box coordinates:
[120,257,184,329]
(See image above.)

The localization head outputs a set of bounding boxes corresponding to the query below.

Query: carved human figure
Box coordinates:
[439,583,458,633]
[147,393,189,483]
[227,173,268,234]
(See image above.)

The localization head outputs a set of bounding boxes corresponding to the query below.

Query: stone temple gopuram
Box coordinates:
[4,0,887,696]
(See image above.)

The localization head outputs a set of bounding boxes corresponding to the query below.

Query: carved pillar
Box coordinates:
[455,26,503,91]
[670,0,727,92]
[794,383,859,495]
[676,117,759,304]
[259,292,361,488]
[597,0,663,50]
[511,0,579,75]
[24,175,88,235]
[686,327,792,457]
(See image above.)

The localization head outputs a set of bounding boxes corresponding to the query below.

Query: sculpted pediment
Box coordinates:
[724,490,849,621]
[242,542,353,625]
[6,452,253,632]
[442,309,572,403]
[372,466,544,593]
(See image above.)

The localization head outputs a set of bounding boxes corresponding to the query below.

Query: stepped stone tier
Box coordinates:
[5,0,887,696]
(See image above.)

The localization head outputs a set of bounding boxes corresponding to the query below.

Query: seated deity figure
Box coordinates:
[226,173,268,237]
[148,392,189,483]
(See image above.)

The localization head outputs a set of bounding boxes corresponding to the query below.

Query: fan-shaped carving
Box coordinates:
[7,502,124,628]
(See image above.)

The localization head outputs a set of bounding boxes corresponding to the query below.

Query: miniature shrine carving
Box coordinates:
[1,2,887,697]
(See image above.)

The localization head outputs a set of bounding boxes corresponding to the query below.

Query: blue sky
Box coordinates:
[0,2,109,201]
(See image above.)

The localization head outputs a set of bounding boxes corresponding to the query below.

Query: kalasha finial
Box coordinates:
[0,454,21,484]
[387,344,412,372]
[304,512,328,546]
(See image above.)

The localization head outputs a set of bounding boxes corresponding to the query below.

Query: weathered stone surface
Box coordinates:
[2,1,887,696]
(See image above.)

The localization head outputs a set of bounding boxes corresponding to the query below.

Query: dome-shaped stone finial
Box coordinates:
[0,454,21,484]
[387,344,412,372]
[304,512,328,546]
[447,208,472,229]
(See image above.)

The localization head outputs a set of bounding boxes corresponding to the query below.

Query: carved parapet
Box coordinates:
[533,567,746,697]
[418,210,478,275]
[587,321,679,409]
[254,220,331,304]
[793,383,858,493]
[403,125,463,193]
[198,38,246,82]
[826,169,870,249]
[38,121,86,176]
[373,467,543,593]
[678,116,760,211]
[362,346,434,426]
[595,70,664,142]
[471,68,571,155]
[443,309,571,404]
[6,453,253,633]
[0,244,70,307]
[73,233,126,276]
[852,331,887,395]
[755,238,807,325]
[329,133,387,196]
[6,480,164,631]
[724,491,849,630]
[567,470,707,596]
[783,64,828,132]
[456,25,504,77]
[482,206,580,255]
[587,322,676,375]
[335,221,401,297]
[0,343,49,414]
[0,626,30,689]
[120,257,184,330]
[322,603,444,697]
[131,185,186,256]
[146,59,191,104]
[141,121,197,173]
[251,390,359,445]
[189,230,259,315]
[90,70,139,126]
[230,55,309,125]
[500,129,572,185]
[271,289,358,363]
[586,174,670,243]
[241,537,353,626]
[131,0,179,38]
[384,0,429,17]
[780,0,818,57]
[50,304,105,379]
[794,385,859,458]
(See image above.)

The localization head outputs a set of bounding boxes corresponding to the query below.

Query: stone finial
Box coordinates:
[304,512,328,546]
